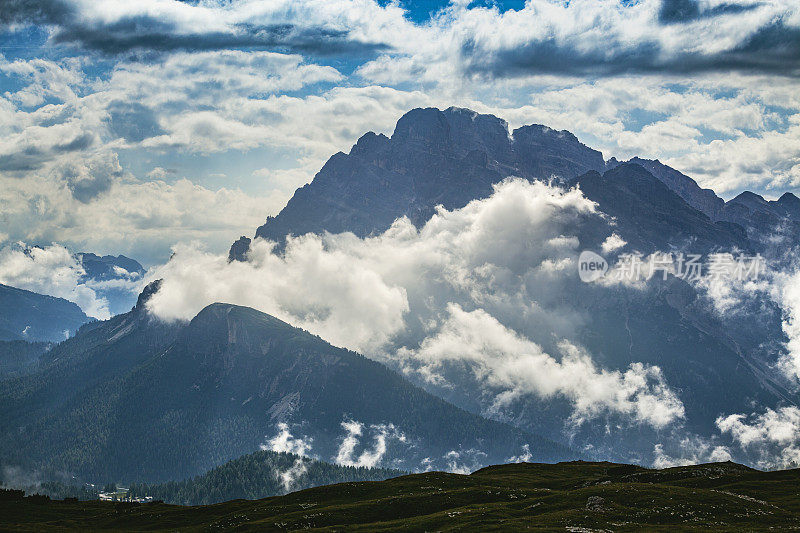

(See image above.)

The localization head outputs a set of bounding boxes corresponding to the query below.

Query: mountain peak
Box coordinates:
[624,157,724,219]
[778,192,800,206]
[391,107,451,145]
[135,279,162,310]
[729,190,769,210]
[242,107,602,255]
[350,131,390,158]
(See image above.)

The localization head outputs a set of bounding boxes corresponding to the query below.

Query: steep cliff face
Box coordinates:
[235,107,800,261]
[625,157,725,219]
[573,163,750,253]
[243,107,605,255]
[717,191,800,245]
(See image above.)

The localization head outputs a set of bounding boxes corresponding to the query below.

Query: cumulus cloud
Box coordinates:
[0,242,110,318]
[447,0,800,78]
[1,0,390,56]
[776,269,800,380]
[0,171,277,265]
[652,438,732,469]
[262,422,313,457]
[717,407,800,468]
[601,233,627,254]
[262,423,313,492]
[0,52,431,263]
[5,0,798,79]
[443,449,487,475]
[146,237,409,352]
[147,179,686,429]
[506,444,533,464]
[334,420,406,468]
[403,305,684,428]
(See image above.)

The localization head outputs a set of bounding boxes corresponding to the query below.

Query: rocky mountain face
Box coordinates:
[0,283,89,342]
[222,106,800,464]
[0,288,569,483]
[573,163,750,254]
[620,157,726,219]
[717,191,800,246]
[232,107,605,259]
[234,107,800,259]
[609,157,800,246]
[78,253,144,281]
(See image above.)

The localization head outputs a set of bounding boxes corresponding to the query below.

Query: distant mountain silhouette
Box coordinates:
[573,163,750,253]
[0,283,88,342]
[78,252,146,315]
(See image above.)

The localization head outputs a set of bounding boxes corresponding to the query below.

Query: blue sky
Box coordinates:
[0,0,798,265]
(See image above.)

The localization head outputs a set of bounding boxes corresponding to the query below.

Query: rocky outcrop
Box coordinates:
[238,107,605,255]
[626,157,725,219]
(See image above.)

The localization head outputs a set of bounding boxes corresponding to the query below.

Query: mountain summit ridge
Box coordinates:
[234,106,606,259]
[232,106,797,259]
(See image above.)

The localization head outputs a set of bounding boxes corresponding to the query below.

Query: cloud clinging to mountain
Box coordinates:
[146,178,686,429]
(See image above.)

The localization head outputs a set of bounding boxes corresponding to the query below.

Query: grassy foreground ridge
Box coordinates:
[3,460,800,531]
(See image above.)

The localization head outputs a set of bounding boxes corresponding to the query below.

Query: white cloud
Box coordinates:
[652,439,732,469]
[262,423,313,492]
[768,268,800,381]
[506,444,533,463]
[601,233,626,254]
[443,449,487,475]
[717,407,800,469]
[262,422,312,457]
[403,304,684,429]
[276,458,308,492]
[334,420,406,468]
[147,179,685,428]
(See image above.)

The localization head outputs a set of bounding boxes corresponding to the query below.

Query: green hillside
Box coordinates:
[3,460,800,531]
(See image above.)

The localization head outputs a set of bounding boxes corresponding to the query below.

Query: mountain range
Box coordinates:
[0,283,88,342]
[3,105,799,493]
[77,253,146,316]
[0,282,567,484]
[223,106,800,464]
[231,107,798,260]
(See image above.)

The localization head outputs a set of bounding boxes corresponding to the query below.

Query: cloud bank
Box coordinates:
[147,179,686,430]
[717,407,800,468]
[4,0,798,78]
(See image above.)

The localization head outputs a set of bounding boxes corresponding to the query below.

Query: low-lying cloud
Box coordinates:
[147,179,686,430]
[262,423,313,492]
[334,421,406,469]
[717,407,800,469]
[401,304,684,429]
